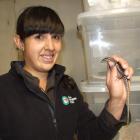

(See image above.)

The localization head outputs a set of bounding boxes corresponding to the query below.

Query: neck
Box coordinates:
[23,66,48,90]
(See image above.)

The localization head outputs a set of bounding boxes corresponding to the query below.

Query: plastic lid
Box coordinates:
[77,7,140,26]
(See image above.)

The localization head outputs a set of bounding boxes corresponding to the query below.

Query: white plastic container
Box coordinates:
[77,8,140,81]
[80,81,140,121]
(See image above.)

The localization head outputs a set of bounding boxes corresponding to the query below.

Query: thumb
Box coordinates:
[108,61,118,81]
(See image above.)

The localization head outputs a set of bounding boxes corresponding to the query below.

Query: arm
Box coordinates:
[77,55,133,140]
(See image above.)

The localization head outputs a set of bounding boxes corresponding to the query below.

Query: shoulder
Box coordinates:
[0,71,15,80]
[0,71,19,88]
[61,75,77,89]
[0,72,11,82]
[0,73,13,97]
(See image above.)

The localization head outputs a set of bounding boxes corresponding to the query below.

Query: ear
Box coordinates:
[14,35,24,51]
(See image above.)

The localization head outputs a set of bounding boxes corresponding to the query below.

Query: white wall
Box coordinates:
[0,0,86,87]
[0,0,17,74]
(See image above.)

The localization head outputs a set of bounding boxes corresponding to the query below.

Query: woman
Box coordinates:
[0,6,133,140]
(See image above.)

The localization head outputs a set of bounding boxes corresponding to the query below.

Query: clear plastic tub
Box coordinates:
[77,8,140,81]
[80,80,140,121]
[83,0,140,11]
[82,90,140,121]
[81,81,140,139]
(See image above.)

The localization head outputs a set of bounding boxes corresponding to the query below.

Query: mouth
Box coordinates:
[40,53,55,63]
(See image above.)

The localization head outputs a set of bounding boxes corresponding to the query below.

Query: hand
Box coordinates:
[106,55,133,120]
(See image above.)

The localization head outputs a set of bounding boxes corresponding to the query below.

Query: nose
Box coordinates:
[44,34,54,51]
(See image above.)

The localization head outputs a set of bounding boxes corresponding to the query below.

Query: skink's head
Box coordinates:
[101,57,117,64]
[101,57,128,79]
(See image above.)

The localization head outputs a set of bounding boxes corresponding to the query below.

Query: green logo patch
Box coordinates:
[62,96,69,105]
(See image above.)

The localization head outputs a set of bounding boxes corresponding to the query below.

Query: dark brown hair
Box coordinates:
[16,6,65,40]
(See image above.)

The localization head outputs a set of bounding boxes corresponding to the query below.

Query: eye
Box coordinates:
[52,34,62,41]
[34,34,44,40]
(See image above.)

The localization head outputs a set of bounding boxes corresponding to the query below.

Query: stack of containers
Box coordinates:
[77,0,140,122]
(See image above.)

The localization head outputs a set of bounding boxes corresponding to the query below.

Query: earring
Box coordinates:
[20,47,24,51]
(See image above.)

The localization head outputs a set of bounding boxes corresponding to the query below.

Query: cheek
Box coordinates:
[55,43,62,52]
[24,46,39,60]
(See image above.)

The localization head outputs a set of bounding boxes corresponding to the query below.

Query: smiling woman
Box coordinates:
[13,6,64,90]
[0,5,134,140]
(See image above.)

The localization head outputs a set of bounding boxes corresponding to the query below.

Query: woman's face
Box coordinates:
[21,33,62,74]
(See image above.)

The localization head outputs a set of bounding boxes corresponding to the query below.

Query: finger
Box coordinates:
[125,66,134,79]
[108,61,118,81]
[111,55,134,79]
[111,55,129,69]
[106,63,111,85]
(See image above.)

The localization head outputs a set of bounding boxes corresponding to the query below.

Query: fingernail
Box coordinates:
[108,61,115,69]
[125,71,129,76]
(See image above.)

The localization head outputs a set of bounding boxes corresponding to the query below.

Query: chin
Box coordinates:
[41,64,55,72]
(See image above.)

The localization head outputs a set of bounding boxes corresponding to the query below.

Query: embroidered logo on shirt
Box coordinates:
[62,96,77,105]
[62,96,69,105]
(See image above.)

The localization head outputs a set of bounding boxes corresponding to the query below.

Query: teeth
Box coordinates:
[43,55,52,59]
[41,54,54,62]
